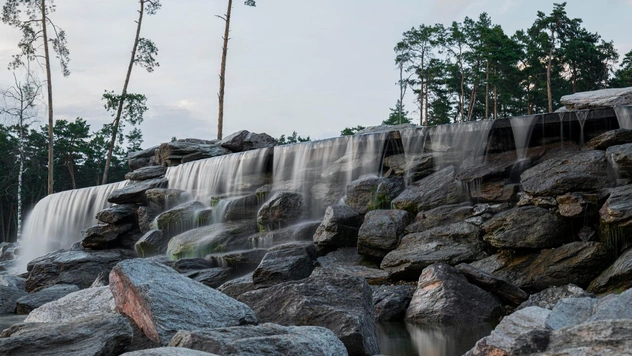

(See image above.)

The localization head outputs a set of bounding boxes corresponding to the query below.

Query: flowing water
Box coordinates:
[575,110,590,146]
[427,120,494,171]
[614,105,632,129]
[509,115,538,161]
[557,112,566,143]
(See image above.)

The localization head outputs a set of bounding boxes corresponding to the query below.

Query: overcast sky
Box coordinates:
[1,0,631,148]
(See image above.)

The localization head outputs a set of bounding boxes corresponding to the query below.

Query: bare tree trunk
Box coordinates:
[102,0,145,185]
[459,59,465,122]
[546,28,555,114]
[17,122,24,239]
[424,76,429,126]
[485,60,489,119]
[493,67,498,119]
[217,0,233,140]
[42,0,54,195]
[398,62,404,124]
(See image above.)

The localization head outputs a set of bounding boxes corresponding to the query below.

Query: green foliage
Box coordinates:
[277,131,311,145]
[340,126,366,136]
[611,50,632,87]
[383,101,412,125]
[135,38,160,73]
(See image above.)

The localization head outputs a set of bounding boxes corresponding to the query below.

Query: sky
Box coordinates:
[0,0,631,149]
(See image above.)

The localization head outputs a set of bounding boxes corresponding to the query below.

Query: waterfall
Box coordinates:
[509,115,538,161]
[427,120,494,171]
[614,105,632,129]
[557,112,565,143]
[576,110,590,145]
[17,181,127,272]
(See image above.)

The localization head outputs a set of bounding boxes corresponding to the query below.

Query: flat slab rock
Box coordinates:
[16,284,80,314]
[560,87,632,110]
[169,323,348,356]
[25,286,116,323]
[109,258,257,345]
[122,348,218,356]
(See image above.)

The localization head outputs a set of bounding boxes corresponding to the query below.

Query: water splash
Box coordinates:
[509,115,538,160]
[17,181,127,272]
[614,105,632,129]
[575,110,589,146]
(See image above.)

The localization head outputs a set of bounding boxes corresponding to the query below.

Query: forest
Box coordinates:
[1,1,632,242]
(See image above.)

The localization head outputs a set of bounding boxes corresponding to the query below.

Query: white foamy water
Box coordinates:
[615,105,632,129]
[509,115,538,160]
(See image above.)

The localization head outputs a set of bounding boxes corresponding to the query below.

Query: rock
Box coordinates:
[599,184,632,253]
[109,259,257,345]
[81,223,135,250]
[0,274,26,290]
[372,284,416,321]
[153,201,205,239]
[207,249,267,270]
[607,143,632,178]
[357,210,413,259]
[405,204,473,233]
[221,195,260,221]
[125,166,168,181]
[25,248,137,292]
[135,230,170,257]
[560,87,632,110]
[220,130,277,152]
[167,221,256,259]
[145,189,193,210]
[171,258,213,272]
[541,320,632,355]
[584,128,632,150]
[157,141,231,167]
[96,204,138,224]
[472,242,610,292]
[405,263,504,325]
[185,268,234,289]
[253,243,317,289]
[588,247,632,294]
[470,181,520,203]
[345,176,405,214]
[381,222,485,281]
[313,205,363,254]
[169,323,348,356]
[521,150,610,196]
[217,272,255,299]
[481,206,570,249]
[587,287,632,322]
[545,297,596,330]
[0,314,133,356]
[25,286,116,323]
[138,206,161,234]
[249,221,320,248]
[122,347,218,356]
[517,284,594,311]
[129,145,159,171]
[108,178,169,205]
[456,263,528,306]
[257,192,304,229]
[556,192,599,218]
[464,306,551,356]
[316,248,389,285]
[0,285,27,313]
[15,284,79,314]
[383,153,434,181]
[391,166,466,214]
[238,272,379,356]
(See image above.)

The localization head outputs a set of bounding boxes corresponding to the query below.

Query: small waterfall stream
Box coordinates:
[614,105,632,129]
[576,110,590,145]
[427,120,493,171]
[509,115,538,161]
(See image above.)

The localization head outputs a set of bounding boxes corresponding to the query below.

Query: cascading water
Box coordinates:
[509,115,538,161]
[17,181,127,272]
[557,112,565,143]
[427,120,494,171]
[399,127,428,184]
[614,105,632,129]
[575,110,590,145]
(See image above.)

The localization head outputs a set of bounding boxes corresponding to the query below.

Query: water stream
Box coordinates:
[557,112,565,143]
[427,120,494,171]
[509,115,538,161]
[614,105,632,129]
[575,110,590,145]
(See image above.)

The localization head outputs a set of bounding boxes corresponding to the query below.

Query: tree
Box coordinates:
[340,125,366,136]
[611,50,632,87]
[52,118,91,190]
[102,0,160,184]
[277,131,310,145]
[2,0,71,195]
[383,101,411,125]
[216,0,257,140]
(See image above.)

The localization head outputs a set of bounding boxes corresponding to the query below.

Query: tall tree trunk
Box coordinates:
[398,62,404,124]
[424,76,429,126]
[217,0,233,140]
[493,66,498,119]
[102,0,145,185]
[41,0,54,195]
[17,124,24,239]
[459,59,465,122]
[546,28,555,113]
[485,60,490,119]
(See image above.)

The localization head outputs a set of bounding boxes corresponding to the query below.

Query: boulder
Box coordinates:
[138,206,161,234]
[220,130,277,153]
[588,246,632,294]
[0,285,27,313]
[169,323,348,356]
[108,178,169,205]
[316,248,388,285]
[381,222,486,281]
[405,204,473,233]
[545,297,597,330]
[257,192,304,229]
[345,176,405,214]
[606,143,632,178]
[584,128,632,150]
[217,272,255,299]
[372,284,416,321]
[252,243,317,289]
[135,230,170,257]
[145,189,193,210]
[481,206,570,249]
[357,210,413,259]
[520,150,610,196]
[383,153,434,181]
[81,223,135,250]
[0,275,26,290]
[517,284,594,311]
[122,348,218,356]
[456,263,528,306]
[0,314,133,356]
[25,286,116,323]
[25,248,137,292]
[157,141,231,167]
[313,205,363,254]
[167,221,256,259]
[464,306,551,356]
[96,204,138,224]
[109,259,257,345]
[405,263,504,325]
[599,184,632,253]
[16,284,79,314]
[125,165,168,181]
[152,201,205,239]
[556,192,599,219]
[587,287,632,322]
[129,145,159,171]
[207,249,267,270]
[171,258,213,273]
[542,319,632,355]
[391,166,466,214]
[221,195,260,221]
[185,268,234,289]
[238,272,379,356]
[560,87,632,110]
[249,221,320,248]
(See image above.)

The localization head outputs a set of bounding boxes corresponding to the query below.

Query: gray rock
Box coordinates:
[357,210,413,259]
[96,204,138,224]
[588,288,632,322]
[25,248,137,292]
[599,184,632,253]
[129,145,159,171]
[372,284,416,321]
[405,204,473,233]
[545,297,597,330]
[207,249,268,270]
[138,205,161,234]
[81,223,135,250]
[185,268,234,289]
[391,166,466,214]
[345,176,405,214]
[456,263,528,306]
[316,248,389,285]
[122,347,218,356]
[560,87,632,110]
[153,201,205,239]
[584,128,632,150]
[249,221,320,249]
[606,143,632,178]
[108,178,168,205]
[145,188,193,210]
[25,286,116,323]
[135,230,169,257]
[221,195,260,221]
[0,285,27,313]
[16,284,79,314]
[464,306,551,356]
[482,206,570,249]
[167,221,256,259]
[125,166,168,181]
[313,205,363,254]
[257,192,305,229]
[0,275,26,290]
[171,258,213,272]
[238,272,379,356]
[157,141,231,167]
[109,259,257,345]
[381,222,485,281]
[253,243,316,289]
[517,284,595,311]
[521,150,610,196]
[588,246,632,294]
[556,192,599,219]
[383,153,434,181]
[220,130,277,152]
[217,273,255,299]
[0,314,133,356]
[405,263,504,325]
[541,319,632,355]
[169,323,348,356]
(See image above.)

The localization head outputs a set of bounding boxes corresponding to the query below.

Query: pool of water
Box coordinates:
[377,321,493,356]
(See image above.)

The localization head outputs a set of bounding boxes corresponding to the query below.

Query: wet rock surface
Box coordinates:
[108,178,169,205]
[313,205,363,254]
[357,209,413,259]
[252,243,316,288]
[25,286,116,323]
[15,284,80,314]
[257,192,305,229]
[372,284,416,321]
[345,176,405,214]
[588,247,632,294]
[391,166,466,214]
